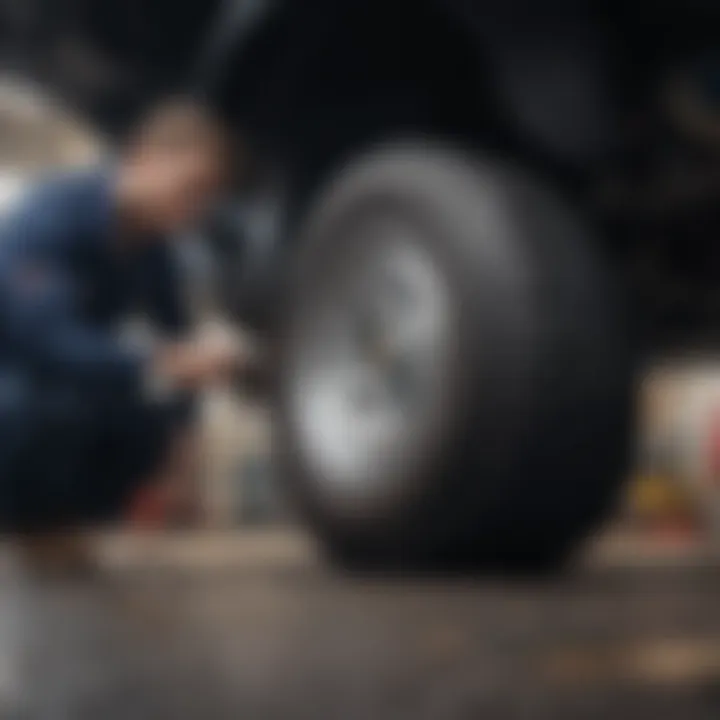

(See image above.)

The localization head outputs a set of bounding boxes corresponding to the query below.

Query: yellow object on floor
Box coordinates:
[627,474,699,531]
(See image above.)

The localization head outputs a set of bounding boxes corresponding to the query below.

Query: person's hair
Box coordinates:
[126,97,236,178]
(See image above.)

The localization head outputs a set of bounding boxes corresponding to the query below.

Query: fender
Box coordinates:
[197,0,616,170]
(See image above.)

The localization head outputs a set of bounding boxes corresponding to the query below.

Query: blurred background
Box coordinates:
[1,1,720,718]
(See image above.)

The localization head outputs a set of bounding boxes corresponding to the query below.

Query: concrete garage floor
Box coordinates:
[2,530,720,720]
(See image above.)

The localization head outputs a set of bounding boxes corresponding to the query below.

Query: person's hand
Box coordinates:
[154,333,242,389]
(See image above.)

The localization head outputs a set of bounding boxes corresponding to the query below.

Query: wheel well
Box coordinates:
[217,0,617,208]
[220,0,494,185]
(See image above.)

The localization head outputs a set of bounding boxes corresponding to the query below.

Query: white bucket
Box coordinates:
[638,361,720,537]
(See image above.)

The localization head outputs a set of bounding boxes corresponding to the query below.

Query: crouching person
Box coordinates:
[0,99,245,570]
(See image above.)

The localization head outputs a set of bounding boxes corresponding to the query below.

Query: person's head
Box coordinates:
[118,98,235,235]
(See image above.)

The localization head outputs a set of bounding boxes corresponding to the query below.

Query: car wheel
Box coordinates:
[275,142,634,572]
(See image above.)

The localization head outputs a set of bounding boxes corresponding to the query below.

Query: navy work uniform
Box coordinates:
[0,169,194,531]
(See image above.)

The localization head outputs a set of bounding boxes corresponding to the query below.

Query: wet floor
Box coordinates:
[2,531,720,719]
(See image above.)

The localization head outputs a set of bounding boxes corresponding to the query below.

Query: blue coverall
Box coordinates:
[0,169,193,531]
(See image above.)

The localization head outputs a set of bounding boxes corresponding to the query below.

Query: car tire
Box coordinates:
[275,142,634,572]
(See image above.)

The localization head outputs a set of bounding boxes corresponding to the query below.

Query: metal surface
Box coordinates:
[289,220,453,497]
